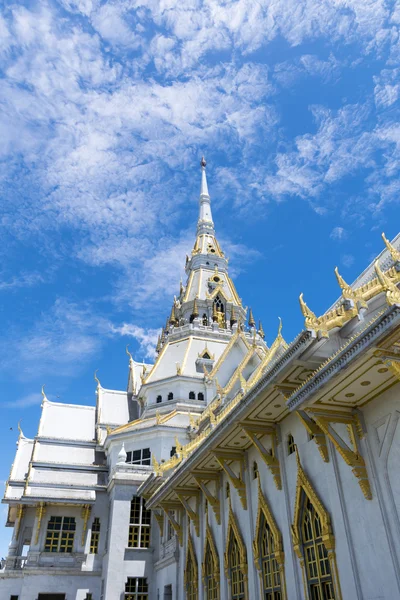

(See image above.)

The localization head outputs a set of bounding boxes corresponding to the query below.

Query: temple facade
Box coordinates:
[1,161,400,600]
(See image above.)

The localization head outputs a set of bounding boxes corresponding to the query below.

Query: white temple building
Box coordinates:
[1,159,400,600]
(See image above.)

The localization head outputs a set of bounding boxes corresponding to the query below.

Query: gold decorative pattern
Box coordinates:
[296,411,329,462]
[334,267,367,308]
[374,260,400,306]
[307,408,371,500]
[241,424,282,490]
[291,448,342,600]
[35,502,46,545]
[193,472,221,525]
[184,534,199,600]
[213,451,247,510]
[161,505,183,546]
[15,505,25,540]
[253,478,287,600]
[81,504,92,546]
[202,522,220,599]
[382,232,400,262]
[385,359,400,382]
[176,488,201,537]
[299,293,328,337]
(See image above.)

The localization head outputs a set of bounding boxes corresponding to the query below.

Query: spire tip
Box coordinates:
[200,156,206,168]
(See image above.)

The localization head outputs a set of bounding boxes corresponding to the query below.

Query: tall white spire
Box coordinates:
[197,157,214,235]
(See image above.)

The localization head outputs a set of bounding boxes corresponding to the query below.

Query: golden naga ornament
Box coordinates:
[382,232,400,262]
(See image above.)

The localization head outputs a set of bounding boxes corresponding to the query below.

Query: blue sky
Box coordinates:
[0,0,399,555]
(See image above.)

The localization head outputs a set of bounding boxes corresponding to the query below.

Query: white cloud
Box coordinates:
[330,226,347,241]
[2,393,42,409]
[0,271,45,291]
[341,254,355,267]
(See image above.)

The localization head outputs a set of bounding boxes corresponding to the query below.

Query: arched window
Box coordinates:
[156,395,162,403]
[254,482,285,600]
[203,525,220,600]
[168,392,174,401]
[198,392,204,401]
[185,535,198,600]
[189,391,196,400]
[301,497,335,599]
[292,450,341,600]
[287,434,295,455]
[227,529,246,599]
[203,314,208,326]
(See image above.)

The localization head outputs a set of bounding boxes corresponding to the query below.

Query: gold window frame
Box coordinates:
[253,478,287,600]
[202,522,220,600]
[291,448,342,600]
[184,533,199,600]
[224,502,248,600]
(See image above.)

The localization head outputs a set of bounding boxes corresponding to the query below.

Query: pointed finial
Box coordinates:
[374,260,400,306]
[201,156,206,168]
[41,384,48,401]
[126,345,133,362]
[278,317,282,336]
[156,335,161,354]
[180,278,184,296]
[258,320,265,339]
[230,306,237,325]
[248,308,255,328]
[382,233,400,262]
[212,302,218,322]
[334,267,367,308]
[117,443,127,465]
[192,296,199,318]
[17,420,24,439]
[94,370,101,388]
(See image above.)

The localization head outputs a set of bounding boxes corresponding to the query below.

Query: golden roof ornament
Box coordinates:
[212,302,218,322]
[248,307,255,328]
[155,335,161,354]
[230,306,237,325]
[299,293,328,336]
[278,316,282,337]
[192,296,199,318]
[374,260,400,306]
[155,410,161,425]
[334,267,367,308]
[169,304,178,326]
[382,232,400,262]
[258,320,265,339]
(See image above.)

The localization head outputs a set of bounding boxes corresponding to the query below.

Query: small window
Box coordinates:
[44,516,76,553]
[170,446,177,457]
[189,391,196,400]
[226,483,230,498]
[125,577,149,599]
[288,434,296,455]
[253,461,259,480]
[126,448,151,466]
[10,596,19,600]
[90,518,100,554]
[202,314,208,325]
[156,395,162,403]
[85,595,93,600]
[198,392,204,401]
[168,392,174,401]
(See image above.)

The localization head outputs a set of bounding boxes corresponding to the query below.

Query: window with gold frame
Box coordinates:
[301,495,335,600]
[90,517,100,554]
[128,496,151,548]
[228,533,245,600]
[124,577,148,600]
[44,516,76,553]
[204,537,219,600]
[291,448,342,600]
[259,514,282,600]
[184,535,198,600]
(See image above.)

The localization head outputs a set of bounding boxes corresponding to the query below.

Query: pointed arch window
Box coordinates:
[224,507,248,600]
[292,450,341,600]
[189,391,196,400]
[198,392,204,401]
[254,482,286,600]
[184,535,198,600]
[168,392,174,401]
[202,524,220,600]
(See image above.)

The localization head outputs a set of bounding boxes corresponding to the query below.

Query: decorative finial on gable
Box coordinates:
[201,156,206,168]
[41,385,48,402]
[125,345,133,362]
[382,233,400,262]
[374,260,400,306]
[94,370,101,389]
[248,307,255,328]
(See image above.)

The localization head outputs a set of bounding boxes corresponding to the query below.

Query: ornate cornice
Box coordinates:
[287,306,400,411]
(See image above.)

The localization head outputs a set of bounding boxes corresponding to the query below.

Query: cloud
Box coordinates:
[2,393,42,409]
[341,254,355,268]
[0,271,45,291]
[109,324,159,360]
[330,227,347,241]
